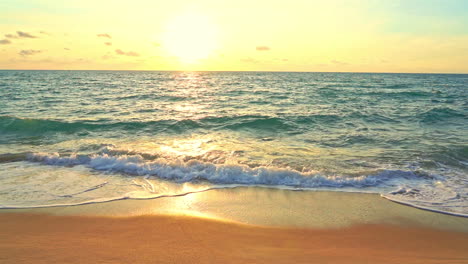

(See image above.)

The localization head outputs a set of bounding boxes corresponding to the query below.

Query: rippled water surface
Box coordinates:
[0,71,467,215]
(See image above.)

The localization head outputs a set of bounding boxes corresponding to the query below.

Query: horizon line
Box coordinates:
[0,69,467,75]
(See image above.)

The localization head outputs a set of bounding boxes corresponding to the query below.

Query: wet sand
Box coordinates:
[5,188,467,231]
[1,213,467,264]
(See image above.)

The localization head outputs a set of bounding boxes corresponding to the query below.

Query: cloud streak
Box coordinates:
[256,46,271,51]
[115,49,140,57]
[331,60,349,65]
[0,39,11,45]
[97,33,112,39]
[17,31,38,38]
[101,53,115,60]
[6,31,38,39]
[105,42,112,46]
[19,49,42,56]
[241,57,259,64]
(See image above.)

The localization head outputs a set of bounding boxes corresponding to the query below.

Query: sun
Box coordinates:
[162,12,218,64]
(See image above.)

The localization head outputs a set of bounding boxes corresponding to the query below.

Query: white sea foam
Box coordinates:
[382,179,468,217]
[27,152,425,189]
[0,151,465,217]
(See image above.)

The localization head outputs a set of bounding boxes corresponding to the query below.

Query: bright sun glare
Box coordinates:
[162,12,218,63]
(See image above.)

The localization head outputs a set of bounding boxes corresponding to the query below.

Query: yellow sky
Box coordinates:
[1,0,468,73]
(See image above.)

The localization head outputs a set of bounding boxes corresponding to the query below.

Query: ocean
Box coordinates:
[0,70,466,216]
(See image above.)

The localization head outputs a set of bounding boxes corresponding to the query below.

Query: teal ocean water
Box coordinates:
[0,70,467,216]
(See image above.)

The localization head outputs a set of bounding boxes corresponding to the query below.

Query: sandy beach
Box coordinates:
[1,189,467,263]
[1,213,468,264]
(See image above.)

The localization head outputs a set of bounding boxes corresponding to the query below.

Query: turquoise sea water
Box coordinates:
[0,70,467,216]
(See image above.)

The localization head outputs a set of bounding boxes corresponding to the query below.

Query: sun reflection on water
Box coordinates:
[159,138,215,157]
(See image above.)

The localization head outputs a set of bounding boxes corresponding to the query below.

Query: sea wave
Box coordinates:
[26,151,433,189]
[0,114,394,136]
[0,150,466,216]
[2,108,465,140]
[417,107,466,124]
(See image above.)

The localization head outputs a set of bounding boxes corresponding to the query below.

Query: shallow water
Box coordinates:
[0,70,467,216]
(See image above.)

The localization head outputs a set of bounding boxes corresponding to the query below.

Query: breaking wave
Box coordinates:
[26,152,431,189]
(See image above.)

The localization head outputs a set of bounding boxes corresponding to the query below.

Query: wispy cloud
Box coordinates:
[5,31,39,39]
[0,39,11,45]
[256,46,271,51]
[102,54,115,60]
[97,33,112,39]
[241,57,259,63]
[19,49,42,56]
[115,49,140,57]
[17,31,38,38]
[104,42,112,46]
[331,60,349,65]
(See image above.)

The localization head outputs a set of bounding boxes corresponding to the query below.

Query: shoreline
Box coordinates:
[2,186,467,219]
[2,188,467,231]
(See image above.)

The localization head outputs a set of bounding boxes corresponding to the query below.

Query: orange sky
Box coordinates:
[1,0,468,73]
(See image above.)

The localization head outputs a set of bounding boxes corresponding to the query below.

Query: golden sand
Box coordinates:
[1,213,467,264]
